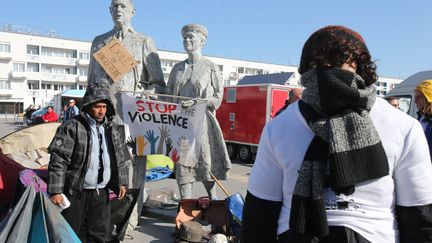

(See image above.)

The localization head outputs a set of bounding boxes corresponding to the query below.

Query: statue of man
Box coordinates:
[88,0,165,123]
[165,24,231,199]
[87,0,165,238]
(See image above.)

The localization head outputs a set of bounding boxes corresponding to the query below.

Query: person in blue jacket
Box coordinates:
[63,99,79,122]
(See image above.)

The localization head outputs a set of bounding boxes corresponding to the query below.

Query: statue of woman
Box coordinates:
[165,24,231,199]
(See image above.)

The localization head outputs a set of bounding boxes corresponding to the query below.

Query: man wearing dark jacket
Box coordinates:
[48,83,128,242]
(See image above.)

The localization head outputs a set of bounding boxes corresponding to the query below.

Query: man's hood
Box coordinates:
[81,83,115,119]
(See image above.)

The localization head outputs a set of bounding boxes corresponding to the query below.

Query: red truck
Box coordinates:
[216,83,301,163]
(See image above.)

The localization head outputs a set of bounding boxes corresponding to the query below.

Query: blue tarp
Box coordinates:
[61,89,86,98]
[145,166,173,182]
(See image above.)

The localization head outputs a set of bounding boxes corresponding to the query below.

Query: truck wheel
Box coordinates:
[238,145,252,163]
[226,143,238,159]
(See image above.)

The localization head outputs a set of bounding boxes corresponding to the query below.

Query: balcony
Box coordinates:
[27,90,40,97]
[0,52,12,62]
[0,90,12,98]
[9,71,27,81]
[26,55,40,61]
[76,75,87,82]
[38,56,78,66]
[76,59,90,66]
[41,73,77,83]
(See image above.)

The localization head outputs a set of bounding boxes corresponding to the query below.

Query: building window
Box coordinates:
[245,68,261,75]
[42,66,52,73]
[27,80,40,90]
[13,63,25,72]
[65,84,77,90]
[0,80,11,90]
[238,67,244,74]
[218,65,224,72]
[0,43,11,53]
[42,65,76,74]
[79,51,89,60]
[64,67,77,75]
[227,88,236,103]
[0,102,23,114]
[79,68,88,77]
[27,45,40,55]
[53,84,64,91]
[41,83,52,90]
[78,85,86,90]
[27,62,40,72]
[163,73,169,82]
[161,59,175,67]
[41,47,77,58]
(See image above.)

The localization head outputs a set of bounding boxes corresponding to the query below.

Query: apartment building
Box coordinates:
[0,28,402,117]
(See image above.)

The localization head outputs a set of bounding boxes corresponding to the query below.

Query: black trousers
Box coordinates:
[278,227,370,243]
[62,188,110,243]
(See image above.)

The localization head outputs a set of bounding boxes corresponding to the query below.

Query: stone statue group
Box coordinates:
[88,0,231,204]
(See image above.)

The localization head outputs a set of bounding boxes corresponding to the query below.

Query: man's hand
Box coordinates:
[50,194,65,206]
[118,186,127,200]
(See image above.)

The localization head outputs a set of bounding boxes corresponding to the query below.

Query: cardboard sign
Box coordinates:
[93,38,137,81]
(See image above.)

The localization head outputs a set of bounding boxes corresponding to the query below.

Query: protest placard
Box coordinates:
[93,38,137,81]
[121,93,206,165]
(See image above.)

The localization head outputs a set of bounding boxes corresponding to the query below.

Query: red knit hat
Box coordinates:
[299,25,369,74]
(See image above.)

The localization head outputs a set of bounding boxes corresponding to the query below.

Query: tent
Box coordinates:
[0,123,147,241]
[0,179,80,242]
[0,123,59,209]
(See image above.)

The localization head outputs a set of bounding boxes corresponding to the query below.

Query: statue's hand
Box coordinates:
[181,99,196,109]
[141,89,158,100]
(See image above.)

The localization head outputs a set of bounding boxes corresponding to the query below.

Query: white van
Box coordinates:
[385,70,432,118]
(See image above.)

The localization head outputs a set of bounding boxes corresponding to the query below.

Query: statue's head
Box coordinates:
[110,0,135,28]
[181,24,208,53]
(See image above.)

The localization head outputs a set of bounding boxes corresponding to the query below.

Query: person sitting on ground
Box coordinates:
[42,106,58,123]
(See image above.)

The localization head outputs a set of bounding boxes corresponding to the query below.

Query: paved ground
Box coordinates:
[123,160,251,242]
[0,119,27,138]
[0,120,252,242]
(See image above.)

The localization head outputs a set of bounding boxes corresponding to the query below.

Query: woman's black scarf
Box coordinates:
[289,67,389,237]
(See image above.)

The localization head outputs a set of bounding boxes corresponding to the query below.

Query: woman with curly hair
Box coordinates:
[241,26,432,243]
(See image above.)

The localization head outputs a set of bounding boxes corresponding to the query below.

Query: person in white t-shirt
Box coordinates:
[241,25,432,243]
